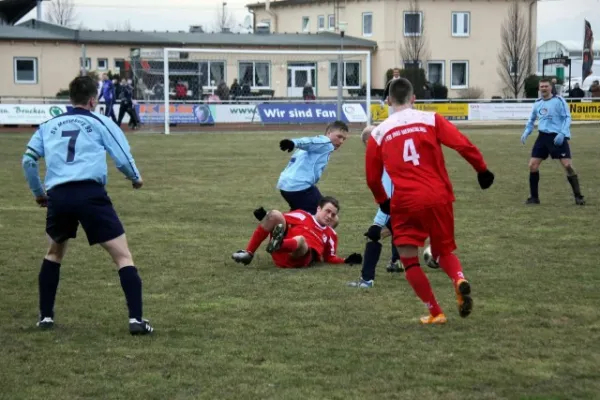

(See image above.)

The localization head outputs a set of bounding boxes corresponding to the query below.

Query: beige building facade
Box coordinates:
[249,0,538,98]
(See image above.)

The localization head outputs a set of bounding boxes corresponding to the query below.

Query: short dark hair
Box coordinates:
[326,120,349,134]
[539,78,552,84]
[319,195,340,212]
[389,77,413,105]
[69,76,98,106]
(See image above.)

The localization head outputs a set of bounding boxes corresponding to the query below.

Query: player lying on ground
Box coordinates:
[521,78,585,205]
[232,196,362,268]
[365,77,495,324]
[276,121,349,214]
[22,75,153,335]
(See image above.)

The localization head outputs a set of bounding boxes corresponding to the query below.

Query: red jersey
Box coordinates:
[365,109,487,211]
[283,210,344,264]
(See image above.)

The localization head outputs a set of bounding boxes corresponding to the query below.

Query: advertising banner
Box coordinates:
[256,103,367,124]
[369,103,469,122]
[0,104,67,125]
[135,103,215,124]
[569,102,600,120]
[468,103,532,120]
[213,105,260,123]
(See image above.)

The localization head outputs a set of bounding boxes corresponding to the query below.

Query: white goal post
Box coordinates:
[160,47,372,134]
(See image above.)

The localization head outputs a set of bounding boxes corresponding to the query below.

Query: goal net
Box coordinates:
[128,47,372,134]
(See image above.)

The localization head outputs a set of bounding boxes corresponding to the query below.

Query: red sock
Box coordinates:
[279,238,299,253]
[438,253,466,286]
[245,225,270,254]
[401,257,443,317]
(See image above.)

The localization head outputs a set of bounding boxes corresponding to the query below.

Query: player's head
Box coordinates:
[389,78,416,108]
[539,78,553,98]
[315,196,340,227]
[102,73,109,81]
[69,76,98,109]
[325,120,349,150]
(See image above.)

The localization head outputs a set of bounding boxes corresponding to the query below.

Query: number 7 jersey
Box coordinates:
[365,108,487,211]
[25,107,140,191]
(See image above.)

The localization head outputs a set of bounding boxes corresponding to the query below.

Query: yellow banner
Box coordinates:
[370,103,469,122]
[569,102,600,120]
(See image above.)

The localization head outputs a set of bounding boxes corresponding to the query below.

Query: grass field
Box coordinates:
[1,126,600,400]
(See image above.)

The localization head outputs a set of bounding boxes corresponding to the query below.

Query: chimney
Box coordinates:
[189,25,204,33]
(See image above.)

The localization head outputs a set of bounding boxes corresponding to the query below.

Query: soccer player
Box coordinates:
[276,121,349,214]
[365,78,495,324]
[98,73,117,123]
[21,75,153,335]
[232,197,362,268]
[521,78,585,205]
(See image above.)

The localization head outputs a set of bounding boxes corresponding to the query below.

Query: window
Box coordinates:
[362,12,373,36]
[114,58,126,71]
[329,61,360,88]
[328,14,335,30]
[427,61,444,85]
[80,57,91,70]
[450,61,468,89]
[14,57,37,84]
[509,59,518,75]
[403,11,422,36]
[403,61,422,69]
[97,58,108,70]
[199,61,225,87]
[239,61,270,88]
[452,12,470,37]
[318,15,325,30]
[302,16,310,32]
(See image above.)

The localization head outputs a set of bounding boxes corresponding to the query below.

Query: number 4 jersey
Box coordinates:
[25,107,140,192]
[365,108,487,212]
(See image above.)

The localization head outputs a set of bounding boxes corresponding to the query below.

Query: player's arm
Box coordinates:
[523,103,538,137]
[21,129,46,201]
[323,233,362,265]
[98,84,104,101]
[279,135,334,153]
[365,135,388,205]
[558,97,572,139]
[99,118,142,184]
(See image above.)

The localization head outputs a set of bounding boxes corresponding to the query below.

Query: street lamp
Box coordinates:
[337,21,347,119]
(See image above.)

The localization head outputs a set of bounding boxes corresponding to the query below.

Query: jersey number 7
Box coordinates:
[403,138,420,166]
[62,129,80,162]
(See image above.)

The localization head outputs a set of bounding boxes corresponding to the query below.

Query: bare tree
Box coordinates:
[399,0,428,68]
[497,0,534,98]
[106,20,133,31]
[45,0,77,27]
[213,3,237,33]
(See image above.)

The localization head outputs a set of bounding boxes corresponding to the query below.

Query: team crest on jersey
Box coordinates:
[322,234,328,242]
[539,108,548,115]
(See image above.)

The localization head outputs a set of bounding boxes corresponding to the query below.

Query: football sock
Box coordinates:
[390,243,400,263]
[361,241,382,281]
[401,257,443,317]
[567,174,582,197]
[38,259,61,319]
[438,253,465,286]
[529,171,540,198]
[280,238,299,253]
[118,266,143,321]
[245,225,270,254]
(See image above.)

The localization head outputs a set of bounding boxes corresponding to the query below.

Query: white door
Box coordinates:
[287,66,314,97]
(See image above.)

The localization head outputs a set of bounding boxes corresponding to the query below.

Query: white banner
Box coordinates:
[213,105,260,123]
[342,103,368,123]
[0,104,67,125]
[468,103,532,121]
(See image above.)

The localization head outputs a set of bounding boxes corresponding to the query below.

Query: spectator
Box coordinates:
[175,81,187,100]
[551,78,558,95]
[589,80,600,97]
[117,78,139,130]
[303,82,315,101]
[383,68,401,104]
[215,80,230,101]
[569,83,585,98]
[230,79,241,98]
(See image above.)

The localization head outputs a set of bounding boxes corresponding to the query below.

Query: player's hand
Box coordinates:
[520,131,530,145]
[253,206,267,221]
[132,178,143,189]
[364,224,382,242]
[554,133,565,146]
[378,199,391,215]
[344,253,363,265]
[35,194,48,208]
[279,139,295,152]
[477,170,495,190]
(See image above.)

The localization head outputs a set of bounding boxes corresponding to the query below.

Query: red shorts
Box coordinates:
[391,202,456,256]
[270,249,314,269]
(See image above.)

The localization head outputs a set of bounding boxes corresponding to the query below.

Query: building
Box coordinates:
[0,19,376,99]
[248,0,538,98]
[537,39,600,79]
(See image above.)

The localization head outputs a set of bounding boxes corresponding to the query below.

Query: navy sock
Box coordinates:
[529,171,540,199]
[118,266,143,320]
[361,241,382,281]
[39,259,61,319]
[390,243,399,263]
[567,174,582,197]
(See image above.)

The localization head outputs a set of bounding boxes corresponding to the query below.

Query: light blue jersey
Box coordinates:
[523,95,571,139]
[276,135,335,192]
[22,107,140,197]
[373,169,394,226]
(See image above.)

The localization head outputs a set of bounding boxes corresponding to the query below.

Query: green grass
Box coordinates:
[1,127,600,400]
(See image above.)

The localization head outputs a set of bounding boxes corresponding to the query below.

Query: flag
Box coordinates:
[582,20,594,79]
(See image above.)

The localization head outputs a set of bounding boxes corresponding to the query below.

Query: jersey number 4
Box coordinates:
[403,138,420,166]
[62,129,80,162]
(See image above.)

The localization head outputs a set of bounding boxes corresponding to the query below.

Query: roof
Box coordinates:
[538,39,600,53]
[2,19,377,49]
[0,0,44,25]
[247,0,319,8]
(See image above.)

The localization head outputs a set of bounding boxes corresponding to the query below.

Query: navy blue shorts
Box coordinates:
[531,132,571,160]
[280,185,322,214]
[46,180,125,246]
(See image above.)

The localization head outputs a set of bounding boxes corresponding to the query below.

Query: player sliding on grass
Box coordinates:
[232,196,362,269]
[365,78,495,324]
